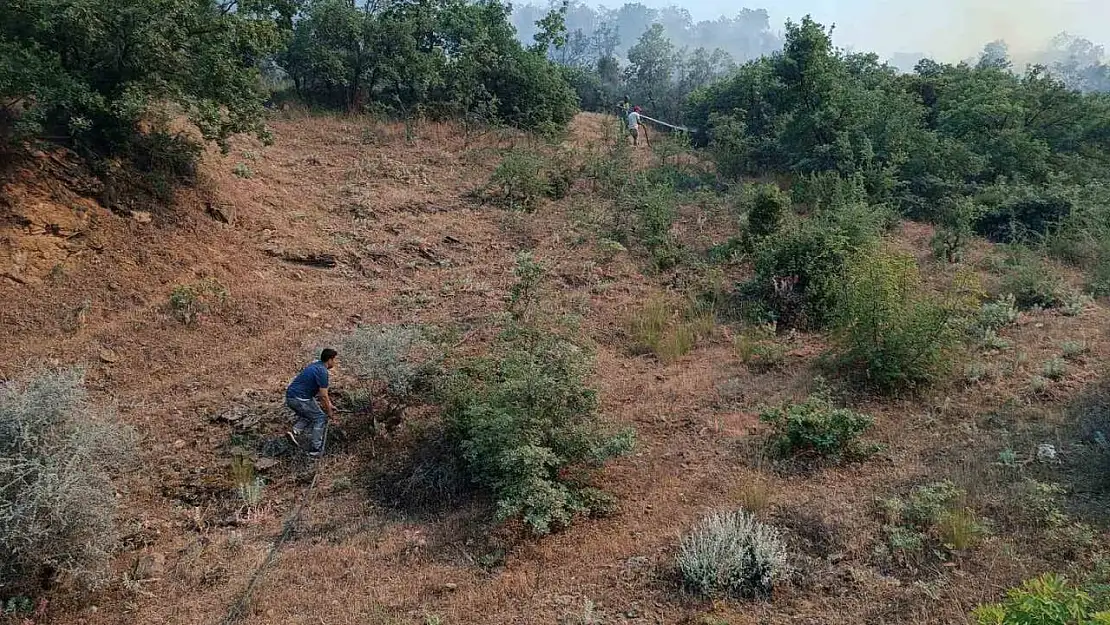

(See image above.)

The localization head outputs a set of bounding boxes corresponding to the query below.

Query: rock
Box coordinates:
[444,583,458,592]
[205,202,235,225]
[173,440,187,450]
[1036,443,1058,463]
[131,211,152,224]
[98,348,121,364]
[255,457,279,471]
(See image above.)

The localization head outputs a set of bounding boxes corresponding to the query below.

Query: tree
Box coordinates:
[625,24,678,119]
[1,0,285,159]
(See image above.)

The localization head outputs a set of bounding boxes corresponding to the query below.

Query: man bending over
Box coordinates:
[285,348,337,458]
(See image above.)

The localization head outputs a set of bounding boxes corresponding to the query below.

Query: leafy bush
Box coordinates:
[973,573,1110,625]
[169,279,229,325]
[751,224,853,329]
[676,510,788,599]
[931,199,980,264]
[975,294,1020,335]
[743,184,789,243]
[734,324,786,372]
[626,183,682,271]
[832,249,966,391]
[444,327,634,535]
[882,481,988,554]
[489,150,550,211]
[1,370,136,590]
[997,249,1065,310]
[339,325,443,407]
[1042,358,1068,381]
[760,393,874,460]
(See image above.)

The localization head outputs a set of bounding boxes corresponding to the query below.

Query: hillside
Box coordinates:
[2,111,1109,625]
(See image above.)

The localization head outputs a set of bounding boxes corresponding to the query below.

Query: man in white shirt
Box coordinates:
[627,106,642,146]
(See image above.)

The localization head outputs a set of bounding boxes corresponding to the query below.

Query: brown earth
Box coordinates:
[1,112,1108,625]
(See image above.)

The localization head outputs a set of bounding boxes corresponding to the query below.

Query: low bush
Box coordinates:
[974,294,1020,336]
[628,183,682,271]
[339,324,443,409]
[444,327,634,535]
[831,248,965,391]
[488,149,550,211]
[751,224,853,329]
[743,183,790,244]
[169,279,229,325]
[972,573,1110,625]
[760,392,874,461]
[0,370,136,590]
[931,199,979,264]
[676,510,788,599]
[881,481,987,555]
[734,324,786,372]
[997,248,1065,310]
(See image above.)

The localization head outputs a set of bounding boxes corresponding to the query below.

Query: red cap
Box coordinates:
[633,106,641,112]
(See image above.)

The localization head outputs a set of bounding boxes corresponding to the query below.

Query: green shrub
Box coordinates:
[1,0,276,167]
[1062,291,1094,317]
[973,573,1110,625]
[1,370,136,590]
[734,325,787,372]
[998,249,1065,309]
[791,171,868,214]
[676,510,788,600]
[1042,357,1068,381]
[751,224,853,329]
[974,294,1020,335]
[232,163,254,179]
[760,393,874,460]
[627,183,682,271]
[489,149,550,211]
[744,183,789,243]
[831,249,964,391]
[931,199,980,264]
[444,328,634,535]
[882,481,988,554]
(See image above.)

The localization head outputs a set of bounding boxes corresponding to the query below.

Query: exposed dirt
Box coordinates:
[1,112,1108,625]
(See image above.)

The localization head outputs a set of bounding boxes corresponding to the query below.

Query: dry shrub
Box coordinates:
[0,369,136,590]
[677,510,789,599]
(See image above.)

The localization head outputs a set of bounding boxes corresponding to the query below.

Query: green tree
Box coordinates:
[1,0,285,158]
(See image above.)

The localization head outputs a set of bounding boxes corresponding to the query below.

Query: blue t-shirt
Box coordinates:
[286,361,329,400]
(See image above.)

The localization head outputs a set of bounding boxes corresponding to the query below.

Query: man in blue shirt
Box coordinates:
[285,348,338,458]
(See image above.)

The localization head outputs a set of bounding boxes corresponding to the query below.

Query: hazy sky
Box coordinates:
[631,0,1110,60]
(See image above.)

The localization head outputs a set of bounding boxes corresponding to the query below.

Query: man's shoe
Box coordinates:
[307,450,323,458]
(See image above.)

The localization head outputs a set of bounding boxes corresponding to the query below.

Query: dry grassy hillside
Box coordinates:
[1,112,1108,625]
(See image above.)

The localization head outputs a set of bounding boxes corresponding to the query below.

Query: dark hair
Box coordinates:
[320,348,338,363]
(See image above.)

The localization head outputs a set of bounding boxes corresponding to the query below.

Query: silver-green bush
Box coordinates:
[339,324,442,403]
[0,370,136,590]
[677,510,788,599]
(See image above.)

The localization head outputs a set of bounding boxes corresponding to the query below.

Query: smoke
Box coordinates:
[800,0,1110,61]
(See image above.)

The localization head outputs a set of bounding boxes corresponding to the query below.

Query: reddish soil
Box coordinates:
[1,112,1108,625]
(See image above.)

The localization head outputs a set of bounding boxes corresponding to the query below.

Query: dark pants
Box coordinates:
[286,396,327,453]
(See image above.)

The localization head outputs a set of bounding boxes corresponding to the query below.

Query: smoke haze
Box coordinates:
[628,0,1110,60]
